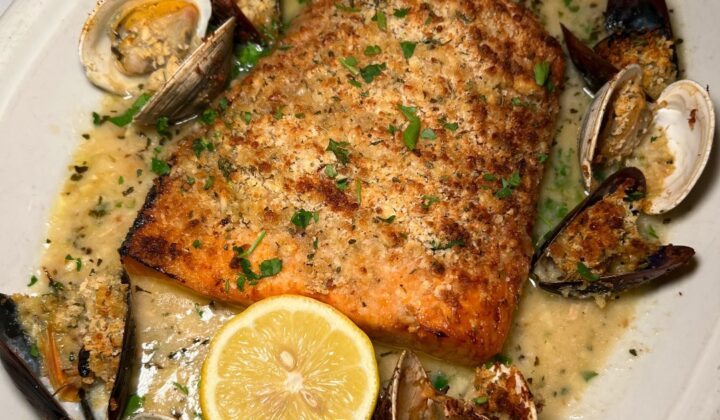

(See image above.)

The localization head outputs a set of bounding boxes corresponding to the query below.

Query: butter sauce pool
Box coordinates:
[28,0,666,418]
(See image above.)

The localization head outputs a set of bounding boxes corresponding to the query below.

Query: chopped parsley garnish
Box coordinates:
[538,153,549,163]
[388,124,399,135]
[203,176,215,190]
[326,139,351,164]
[372,11,387,31]
[398,105,421,150]
[581,370,599,381]
[259,258,283,277]
[430,371,449,391]
[378,215,396,223]
[273,106,285,120]
[650,135,659,142]
[336,178,350,191]
[49,279,64,292]
[194,303,204,318]
[28,275,38,287]
[192,138,214,157]
[563,0,580,12]
[218,97,229,111]
[173,382,189,395]
[624,190,645,202]
[118,176,124,185]
[495,171,521,199]
[430,239,465,251]
[483,173,496,181]
[339,56,360,75]
[420,128,436,140]
[335,2,360,12]
[646,224,659,240]
[355,179,362,205]
[324,164,338,178]
[348,78,363,88]
[534,61,551,87]
[400,41,417,59]
[89,199,109,218]
[234,231,267,258]
[359,63,386,83]
[473,396,489,405]
[234,42,268,75]
[511,97,530,108]
[242,111,252,124]
[364,45,382,56]
[421,194,440,209]
[439,116,459,132]
[192,239,202,249]
[236,257,283,290]
[485,354,513,367]
[576,262,599,281]
[291,209,319,229]
[151,158,170,176]
[65,254,82,272]
[29,343,40,358]
[107,93,152,127]
[92,112,106,126]
[156,116,171,137]
[122,395,144,418]
[394,7,410,17]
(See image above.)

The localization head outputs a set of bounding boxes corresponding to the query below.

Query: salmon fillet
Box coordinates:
[121,0,564,364]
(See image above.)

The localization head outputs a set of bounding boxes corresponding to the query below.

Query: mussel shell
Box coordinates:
[531,168,695,298]
[561,24,619,94]
[108,272,136,420]
[0,294,71,419]
[133,17,236,125]
[210,0,263,43]
[604,0,673,38]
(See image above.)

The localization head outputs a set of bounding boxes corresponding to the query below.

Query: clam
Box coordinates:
[373,350,537,420]
[562,0,677,98]
[79,0,240,124]
[578,64,715,214]
[531,168,695,299]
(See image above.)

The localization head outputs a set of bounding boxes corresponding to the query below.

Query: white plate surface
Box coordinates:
[0,0,718,418]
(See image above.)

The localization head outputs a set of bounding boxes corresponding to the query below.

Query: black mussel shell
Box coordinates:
[0,294,71,419]
[531,168,695,298]
[108,272,136,420]
[604,0,674,38]
[211,0,263,43]
[561,24,619,93]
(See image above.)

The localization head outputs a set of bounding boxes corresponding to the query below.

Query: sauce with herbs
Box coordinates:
[25,0,670,418]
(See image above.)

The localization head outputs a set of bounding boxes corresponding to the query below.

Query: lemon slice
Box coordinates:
[200,295,379,419]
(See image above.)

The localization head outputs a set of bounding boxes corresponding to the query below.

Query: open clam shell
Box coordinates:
[79,0,213,96]
[531,168,695,299]
[133,16,236,125]
[579,65,715,214]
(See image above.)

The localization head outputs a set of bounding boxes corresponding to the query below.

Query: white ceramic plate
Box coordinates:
[0,0,718,418]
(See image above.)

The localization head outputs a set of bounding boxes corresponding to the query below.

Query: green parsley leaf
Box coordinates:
[398,105,421,150]
[29,343,40,358]
[336,178,350,191]
[156,116,171,137]
[273,106,285,120]
[291,209,319,229]
[335,3,360,12]
[348,78,363,88]
[359,63,386,83]
[194,303,204,318]
[218,97,229,111]
[372,11,387,31]
[421,194,440,209]
[495,187,512,199]
[355,179,362,205]
[92,112,106,126]
[430,371,449,391]
[234,43,267,75]
[151,158,171,176]
[394,7,410,17]
[122,395,144,418]
[507,171,521,187]
[421,128,437,140]
[473,396,489,405]
[242,111,252,124]
[192,239,202,249]
[259,258,283,277]
[173,382,189,395]
[581,370,599,381]
[234,231,267,258]
[388,124,399,135]
[200,109,218,124]
[534,61,551,87]
[430,239,465,251]
[483,173,496,181]
[624,190,646,202]
[439,117,459,132]
[326,139,351,164]
[28,275,38,287]
[576,262,599,281]
[339,56,360,75]
[511,97,529,107]
[118,176,124,185]
[108,93,152,127]
[538,153,549,163]
[400,41,417,59]
[203,176,215,190]
[364,45,382,56]
[650,135,659,142]
[646,224,659,240]
[192,138,214,158]
[324,164,338,178]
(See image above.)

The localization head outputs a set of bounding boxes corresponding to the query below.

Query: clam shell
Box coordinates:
[79,0,213,96]
[132,17,235,125]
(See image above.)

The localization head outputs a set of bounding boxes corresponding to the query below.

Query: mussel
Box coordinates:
[373,351,537,420]
[0,272,135,419]
[531,168,695,299]
[79,0,243,124]
[578,64,715,214]
[562,0,677,98]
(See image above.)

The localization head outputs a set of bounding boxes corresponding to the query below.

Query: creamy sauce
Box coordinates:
[25,0,673,418]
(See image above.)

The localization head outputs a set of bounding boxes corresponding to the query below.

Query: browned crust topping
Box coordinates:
[122,0,564,364]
